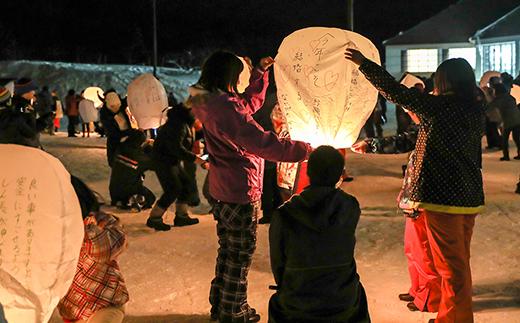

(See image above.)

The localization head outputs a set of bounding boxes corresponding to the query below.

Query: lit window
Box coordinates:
[406,49,438,73]
[482,42,516,75]
[448,48,476,68]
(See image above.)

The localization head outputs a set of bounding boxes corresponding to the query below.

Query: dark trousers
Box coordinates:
[67,115,79,136]
[364,110,383,138]
[182,160,201,206]
[210,201,260,322]
[155,162,191,209]
[261,163,282,218]
[396,106,412,135]
[485,118,502,149]
[502,125,520,158]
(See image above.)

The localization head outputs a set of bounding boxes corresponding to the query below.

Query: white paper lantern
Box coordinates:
[127,73,168,130]
[0,144,83,323]
[511,85,520,105]
[237,57,252,94]
[78,99,99,123]
[275,27,381,148]
[82,87,104,109]
[400,73,425,89]
[479,71,501,88]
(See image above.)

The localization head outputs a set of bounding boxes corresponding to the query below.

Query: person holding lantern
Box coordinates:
[345,49,484,323]
[187,51,311,323]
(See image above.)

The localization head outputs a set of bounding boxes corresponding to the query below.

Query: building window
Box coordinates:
[406,49,438,73]
[482,42,516,75]
[447,47,476,68]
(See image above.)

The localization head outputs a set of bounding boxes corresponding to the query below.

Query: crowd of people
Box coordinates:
[1,46,520,323]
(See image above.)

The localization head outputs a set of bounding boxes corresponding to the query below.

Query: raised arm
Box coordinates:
[345,49,441,119]
[240,57,275,114]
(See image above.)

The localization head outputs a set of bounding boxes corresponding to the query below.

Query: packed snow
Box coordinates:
[37,123,520,323]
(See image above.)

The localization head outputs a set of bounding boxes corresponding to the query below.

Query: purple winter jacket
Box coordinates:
[188,68,311,204]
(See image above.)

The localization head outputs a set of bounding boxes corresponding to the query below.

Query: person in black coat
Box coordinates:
[146,104,209,231]
[99,89,134,167]
[109,129,156,210]
[268,146,370,323]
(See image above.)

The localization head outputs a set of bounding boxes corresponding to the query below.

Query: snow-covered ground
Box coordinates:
[43,130,520,323]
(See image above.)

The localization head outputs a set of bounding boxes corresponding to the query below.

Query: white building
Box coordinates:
[383,0,520,80]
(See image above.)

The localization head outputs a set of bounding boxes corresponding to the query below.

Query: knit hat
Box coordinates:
[0,87,11,104]
[14,78,38,96]
[307,145,345,187]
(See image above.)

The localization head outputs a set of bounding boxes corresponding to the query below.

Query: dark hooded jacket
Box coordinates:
[152,104,197,166]
[269,186,370,323]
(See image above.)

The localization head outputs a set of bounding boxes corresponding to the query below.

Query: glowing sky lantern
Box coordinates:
[275,27,381,148]
[479,71,501,88]
[400,72,425,89]
[237,56,252,94]
[127,73,168,130]
[82,86,104,108]
[78,98,99,123]
[511,84,520,105]
[0,144,83,323]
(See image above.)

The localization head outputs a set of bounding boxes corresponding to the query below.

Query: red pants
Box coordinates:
[404,216,441,312]
[423,210,476,323]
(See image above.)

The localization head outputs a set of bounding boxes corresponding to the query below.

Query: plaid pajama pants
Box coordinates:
[210,200,260,323]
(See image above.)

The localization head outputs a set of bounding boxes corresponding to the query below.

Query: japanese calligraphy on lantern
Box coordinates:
[127,73,169,130]
[0,144,83,323]
[274,27,381,148]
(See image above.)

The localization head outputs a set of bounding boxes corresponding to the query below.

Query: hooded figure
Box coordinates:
[268,146,370,323]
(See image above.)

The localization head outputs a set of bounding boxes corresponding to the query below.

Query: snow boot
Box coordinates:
[173,213,199,227]
[146,205,170,231]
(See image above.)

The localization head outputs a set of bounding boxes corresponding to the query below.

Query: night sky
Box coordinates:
[0,0,457,67]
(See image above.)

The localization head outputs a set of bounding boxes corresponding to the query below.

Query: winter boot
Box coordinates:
[146,205,170,231]
[173,213,199,227]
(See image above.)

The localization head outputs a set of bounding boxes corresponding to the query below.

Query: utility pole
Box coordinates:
[152,0,158,76]
[347,0,354,31]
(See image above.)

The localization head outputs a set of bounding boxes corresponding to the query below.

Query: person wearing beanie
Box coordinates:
[268,145,370,323]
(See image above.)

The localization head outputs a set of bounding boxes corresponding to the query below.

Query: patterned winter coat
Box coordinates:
[359,60,485,214]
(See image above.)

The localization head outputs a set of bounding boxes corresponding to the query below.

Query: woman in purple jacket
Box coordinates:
[187,51,311,323]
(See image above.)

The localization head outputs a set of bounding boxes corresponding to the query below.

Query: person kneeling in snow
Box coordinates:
[109,129,156,211]
[268,146,370,323]
[59,176,129,323]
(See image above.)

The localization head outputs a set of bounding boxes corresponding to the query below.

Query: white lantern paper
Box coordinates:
[78,99,99,123]
[237,57,252,94]
[0,145,83,323]
[511,85,520,105]
[127,73,168,130]
[275,27,381,148]
[479,71,501,88]
[400,73,425,89]
[82,87,104,109]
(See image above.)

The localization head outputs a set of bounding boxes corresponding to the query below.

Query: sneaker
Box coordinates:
[173,214,199,227]
[146,218,171,231]
[500,157,510,161]
[407,302,419,312]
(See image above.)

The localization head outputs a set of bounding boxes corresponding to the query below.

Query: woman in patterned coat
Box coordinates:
[346,49,484,323]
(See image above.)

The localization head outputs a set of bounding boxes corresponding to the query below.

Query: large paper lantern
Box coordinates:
[479,71,501,88]
[127,73,168,130]
[0,144,83,323]
[237,57,252,94]
[400,73,424,89]
[82,87,104,109]
[275,27,380,148]
[78,99,99,123]
[511,85,520,105]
